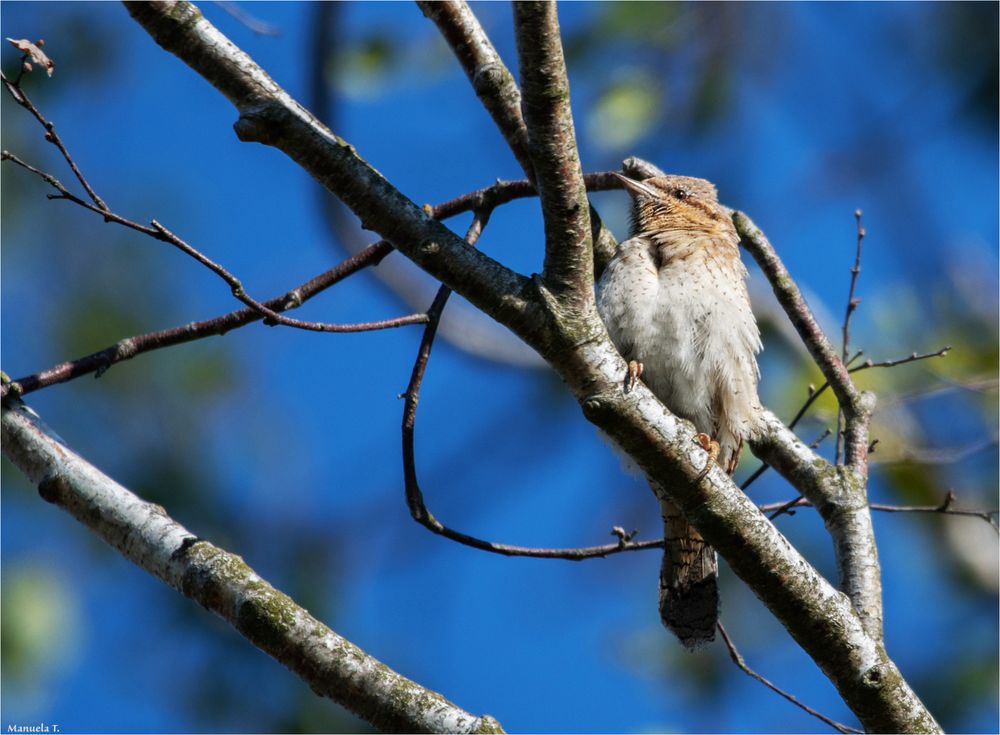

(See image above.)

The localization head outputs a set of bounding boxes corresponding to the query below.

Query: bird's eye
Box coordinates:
[674,189,688,200]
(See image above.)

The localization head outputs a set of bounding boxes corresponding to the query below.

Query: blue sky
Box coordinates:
[2,2,997,733]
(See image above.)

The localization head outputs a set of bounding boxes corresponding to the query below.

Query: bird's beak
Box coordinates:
[613,172,660,200]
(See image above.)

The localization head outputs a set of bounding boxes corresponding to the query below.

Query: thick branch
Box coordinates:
[419,0,616,274]
[417,0,533,179]
[309,4,542,368]
[752,413,882,641]
[512,1,594,309]
[0,399,503,734]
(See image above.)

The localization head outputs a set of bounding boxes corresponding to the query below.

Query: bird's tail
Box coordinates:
[658,498,718,648]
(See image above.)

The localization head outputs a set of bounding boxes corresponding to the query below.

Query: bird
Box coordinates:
[596,172,763,648]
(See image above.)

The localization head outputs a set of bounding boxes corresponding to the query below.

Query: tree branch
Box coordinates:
[417,0,533,179]
[307,4,543,368]
[114,9,938,729]
[401,213,664,562]
[836,210,866,464]
[0,69,109,212]
[717,622,862,734]
[734,210,882,641]
[574,359,936,731]
[0,399,503,735]
[512,1,594,308]
[1,242,393,399]
[0,173,621,401]
[418,0,617,275]
[744,347,950,490]
[751,409,883,641]
[787,348,951,432]
[0,144,425,337]
[734,211,873,468]
[760,491,1000,532]
[124,1,543,349]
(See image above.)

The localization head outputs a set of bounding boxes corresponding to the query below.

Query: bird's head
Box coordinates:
[614,173,728,237]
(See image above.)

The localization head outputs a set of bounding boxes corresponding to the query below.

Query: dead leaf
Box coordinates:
[6,38,54,77]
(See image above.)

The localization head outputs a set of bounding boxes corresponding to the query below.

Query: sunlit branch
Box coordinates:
[1,172,624,400]
[0,399,503,734]
[836,210,866,464]
[418,0,617,274]
[512,1,594,306]
[214,1,280,36]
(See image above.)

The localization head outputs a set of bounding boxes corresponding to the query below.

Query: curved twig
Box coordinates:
[400,210,662,561]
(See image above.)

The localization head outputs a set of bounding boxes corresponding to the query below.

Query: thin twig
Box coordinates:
[512,1,593,304]
[843,210,864,359]
[836,210,866,464]
[717,622,863,734]
[766,347,956,507]
[1,70,109,212]
[400,210,662,562]
[2,171,625,399]
[1,151,426,335]
[767,496,807,521]
[760,491,999,532]
[1,242,394,399]
[741,428,831,492]
[787,347,952,431]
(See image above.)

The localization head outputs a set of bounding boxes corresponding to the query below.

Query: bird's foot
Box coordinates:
[694,432,720,480]
[624,360,644,393]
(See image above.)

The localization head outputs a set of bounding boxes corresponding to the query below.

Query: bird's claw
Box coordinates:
[694,432,720,480]
[624,360,644,393]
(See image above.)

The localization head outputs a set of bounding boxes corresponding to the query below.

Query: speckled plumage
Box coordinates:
[597,173,763,647]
